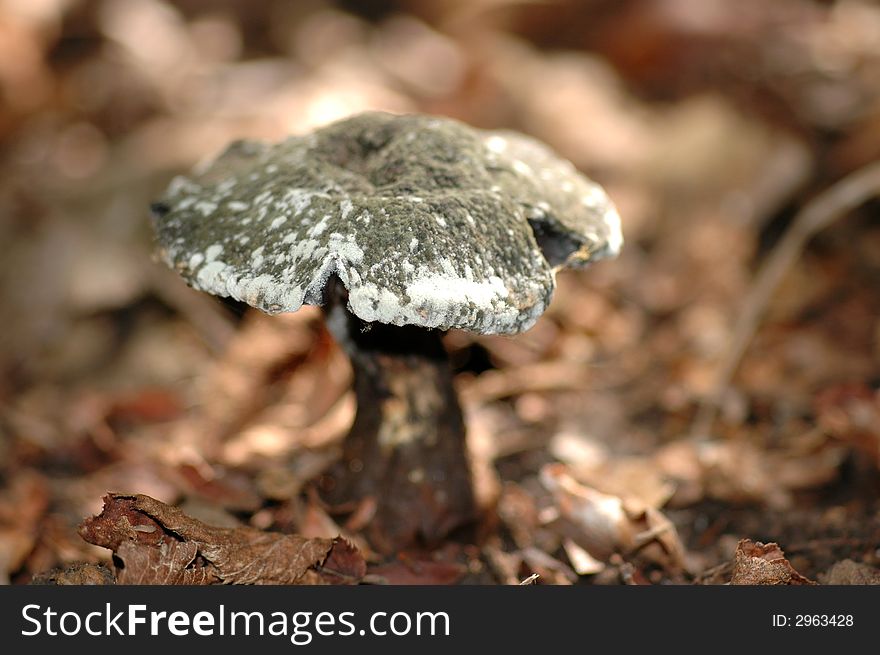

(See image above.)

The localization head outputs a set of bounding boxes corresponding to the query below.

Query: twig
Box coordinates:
[691,161,880,438]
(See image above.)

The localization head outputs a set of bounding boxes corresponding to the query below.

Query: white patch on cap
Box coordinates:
[340,199,354,220]
[601,204,623,257]
[193,258,306,316]
[195,260,228,288]
[485,135,508,153]
[289,237,320,260]
[282,188,318,215]
[310,214,331,237]
[168,176,200,196]
[251,245,265,269]
[344,263,546,334]
[327,232,364,265]
[512,160,532,175]
[195,201,218,216]
[205,244,223,262]
[580,185,606,209]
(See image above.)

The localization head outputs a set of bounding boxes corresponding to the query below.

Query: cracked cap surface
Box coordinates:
[152,112,622,334]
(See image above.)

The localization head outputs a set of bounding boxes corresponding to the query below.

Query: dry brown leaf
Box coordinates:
[815,384,880,466]
[496,482,541,549]
[654,439,846,508]
[31,563,116,585]
[0,471,50,582]
[549,432,676,510]
[562,538,605,576]
[519,547,577,585]
[819,560,880,585]
[730,539,816,585]
[540,463,686,575]
[366,555,466,585]
[79,493,365,585]
[291,493,375,561]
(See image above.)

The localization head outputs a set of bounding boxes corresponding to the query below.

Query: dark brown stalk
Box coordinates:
[321,282,475,551]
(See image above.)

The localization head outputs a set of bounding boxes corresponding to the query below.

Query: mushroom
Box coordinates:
[151,112,622,550]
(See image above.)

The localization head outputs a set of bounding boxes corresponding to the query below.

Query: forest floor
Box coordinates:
[1,0,879,585]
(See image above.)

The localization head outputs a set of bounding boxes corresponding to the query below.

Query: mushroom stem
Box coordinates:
[323,295,475,551]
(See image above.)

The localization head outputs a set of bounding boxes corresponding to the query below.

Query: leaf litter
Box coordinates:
[1,0,879,585]
[79,494,365,585]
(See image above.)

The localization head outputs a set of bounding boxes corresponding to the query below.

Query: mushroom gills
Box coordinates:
[526,217,587,268]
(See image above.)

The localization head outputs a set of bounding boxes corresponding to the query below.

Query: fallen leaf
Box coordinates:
[815,383,880,465]
[730,539,816,585]
[366,555,466,585]
[520,546,577,585]
[540,463,686,574]
[106,388,184,424]
[0,471,50,582]
[31,563,116,585]
[79,493,365,585]
[482,540,523,586]
[819,560,880,585]
[654,439,846,508]
[562,538,605,576]
[496,482,541,549]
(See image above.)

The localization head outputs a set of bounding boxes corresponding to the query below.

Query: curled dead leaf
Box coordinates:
[540,463,686,575]
[79,493,365,585]
[730,539,816,585]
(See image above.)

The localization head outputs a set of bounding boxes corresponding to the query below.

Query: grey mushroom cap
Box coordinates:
[152,112,622,335]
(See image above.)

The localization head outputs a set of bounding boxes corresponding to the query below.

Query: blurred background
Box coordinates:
[1,0,879,584]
